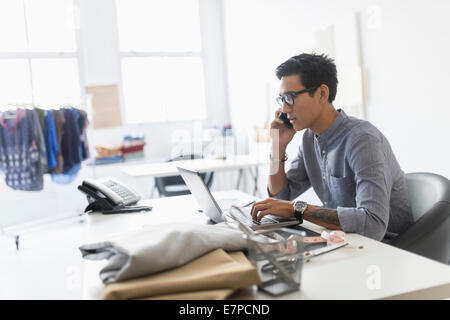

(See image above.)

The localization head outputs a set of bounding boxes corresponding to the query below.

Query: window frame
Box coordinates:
[115,0,207,125]
[0,0,84,107]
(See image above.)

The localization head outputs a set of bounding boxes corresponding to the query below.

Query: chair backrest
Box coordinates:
[406,172,450,222]
[392,172,450,265]
[155,154,214,197]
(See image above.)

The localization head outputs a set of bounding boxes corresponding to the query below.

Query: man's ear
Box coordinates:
[317,84,330,104]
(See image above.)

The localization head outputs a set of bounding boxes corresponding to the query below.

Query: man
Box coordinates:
[250,53,413,242]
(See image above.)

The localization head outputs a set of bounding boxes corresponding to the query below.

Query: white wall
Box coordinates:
[223,0,450,188]
[359,0,450,178]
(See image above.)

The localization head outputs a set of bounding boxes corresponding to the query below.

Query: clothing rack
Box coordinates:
[0,227,20,251]
[0,104,92,250]
[1,104,91,186]
[0,103,87,112]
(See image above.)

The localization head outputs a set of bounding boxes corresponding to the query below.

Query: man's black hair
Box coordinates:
[275,53,338,103]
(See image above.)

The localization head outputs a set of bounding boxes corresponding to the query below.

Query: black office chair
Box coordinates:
[390,172,450,265]
[154,154,214,197]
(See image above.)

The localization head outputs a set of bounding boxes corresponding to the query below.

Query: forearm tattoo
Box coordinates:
[304,207,342,229]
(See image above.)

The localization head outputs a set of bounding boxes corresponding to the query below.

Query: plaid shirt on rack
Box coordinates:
[0,109,44,191]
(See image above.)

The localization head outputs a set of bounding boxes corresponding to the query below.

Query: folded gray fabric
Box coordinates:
[79,223,246,284]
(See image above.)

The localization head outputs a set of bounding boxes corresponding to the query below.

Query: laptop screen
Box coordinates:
[177,166,224,223]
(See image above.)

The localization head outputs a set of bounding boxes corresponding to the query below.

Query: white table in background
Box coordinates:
[82,190,450,300]
[120,155,269,197]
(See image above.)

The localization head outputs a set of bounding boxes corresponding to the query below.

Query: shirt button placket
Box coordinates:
[322,149,326,181]
[322,148,328,205]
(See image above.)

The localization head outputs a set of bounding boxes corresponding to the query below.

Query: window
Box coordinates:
[0,0,81,107]
[116,0,206,123]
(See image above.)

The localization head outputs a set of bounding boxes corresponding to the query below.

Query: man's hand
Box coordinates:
[250,198,294,222]
[250,199,343,230]
[270,108,296,152]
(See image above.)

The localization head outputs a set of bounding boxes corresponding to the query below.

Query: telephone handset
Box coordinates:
[78,177,152,214]
[278,112,293,129]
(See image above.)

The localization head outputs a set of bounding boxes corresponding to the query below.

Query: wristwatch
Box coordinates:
[293,201,307,224]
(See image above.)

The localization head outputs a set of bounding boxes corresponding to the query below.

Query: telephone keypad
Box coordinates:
[104,180,136,202]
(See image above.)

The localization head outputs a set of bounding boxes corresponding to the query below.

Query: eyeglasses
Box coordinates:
[276,86,318,107]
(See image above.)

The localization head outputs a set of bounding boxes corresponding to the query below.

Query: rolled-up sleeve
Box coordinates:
[269,148,311,200]
[337,134,391,241]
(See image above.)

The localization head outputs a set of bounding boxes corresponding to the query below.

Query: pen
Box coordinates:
[304,242,348,259]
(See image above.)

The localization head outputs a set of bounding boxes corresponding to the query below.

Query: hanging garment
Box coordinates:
[50,162,81,184]
[0,109,44,191]
[60,108,82,174]
[0,106,90,190]
[44,110,58,171]
[51,108,83,184]
[34,107,48,172]
[51,109,65,174]
[30,109,47,173]
[76,109,90,160]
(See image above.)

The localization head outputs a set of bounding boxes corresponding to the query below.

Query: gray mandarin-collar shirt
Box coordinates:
[273,109,413,241]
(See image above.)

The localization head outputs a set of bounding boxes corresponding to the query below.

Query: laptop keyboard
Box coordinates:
[226,206,276,226]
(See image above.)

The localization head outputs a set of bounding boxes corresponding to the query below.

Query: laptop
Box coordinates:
[177,166,301,231]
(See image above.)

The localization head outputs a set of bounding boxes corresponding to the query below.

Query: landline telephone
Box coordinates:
[78,177,152,214]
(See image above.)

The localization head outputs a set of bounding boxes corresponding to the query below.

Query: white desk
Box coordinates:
[82,190,450,300]
[120,155,269,196]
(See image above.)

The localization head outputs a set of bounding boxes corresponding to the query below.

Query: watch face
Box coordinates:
[294,201,307,212]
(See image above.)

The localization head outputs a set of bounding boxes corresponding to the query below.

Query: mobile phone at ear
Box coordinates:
[278,112,293,129]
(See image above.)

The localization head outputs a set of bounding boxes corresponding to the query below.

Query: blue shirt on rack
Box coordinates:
[44,110,58,171]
